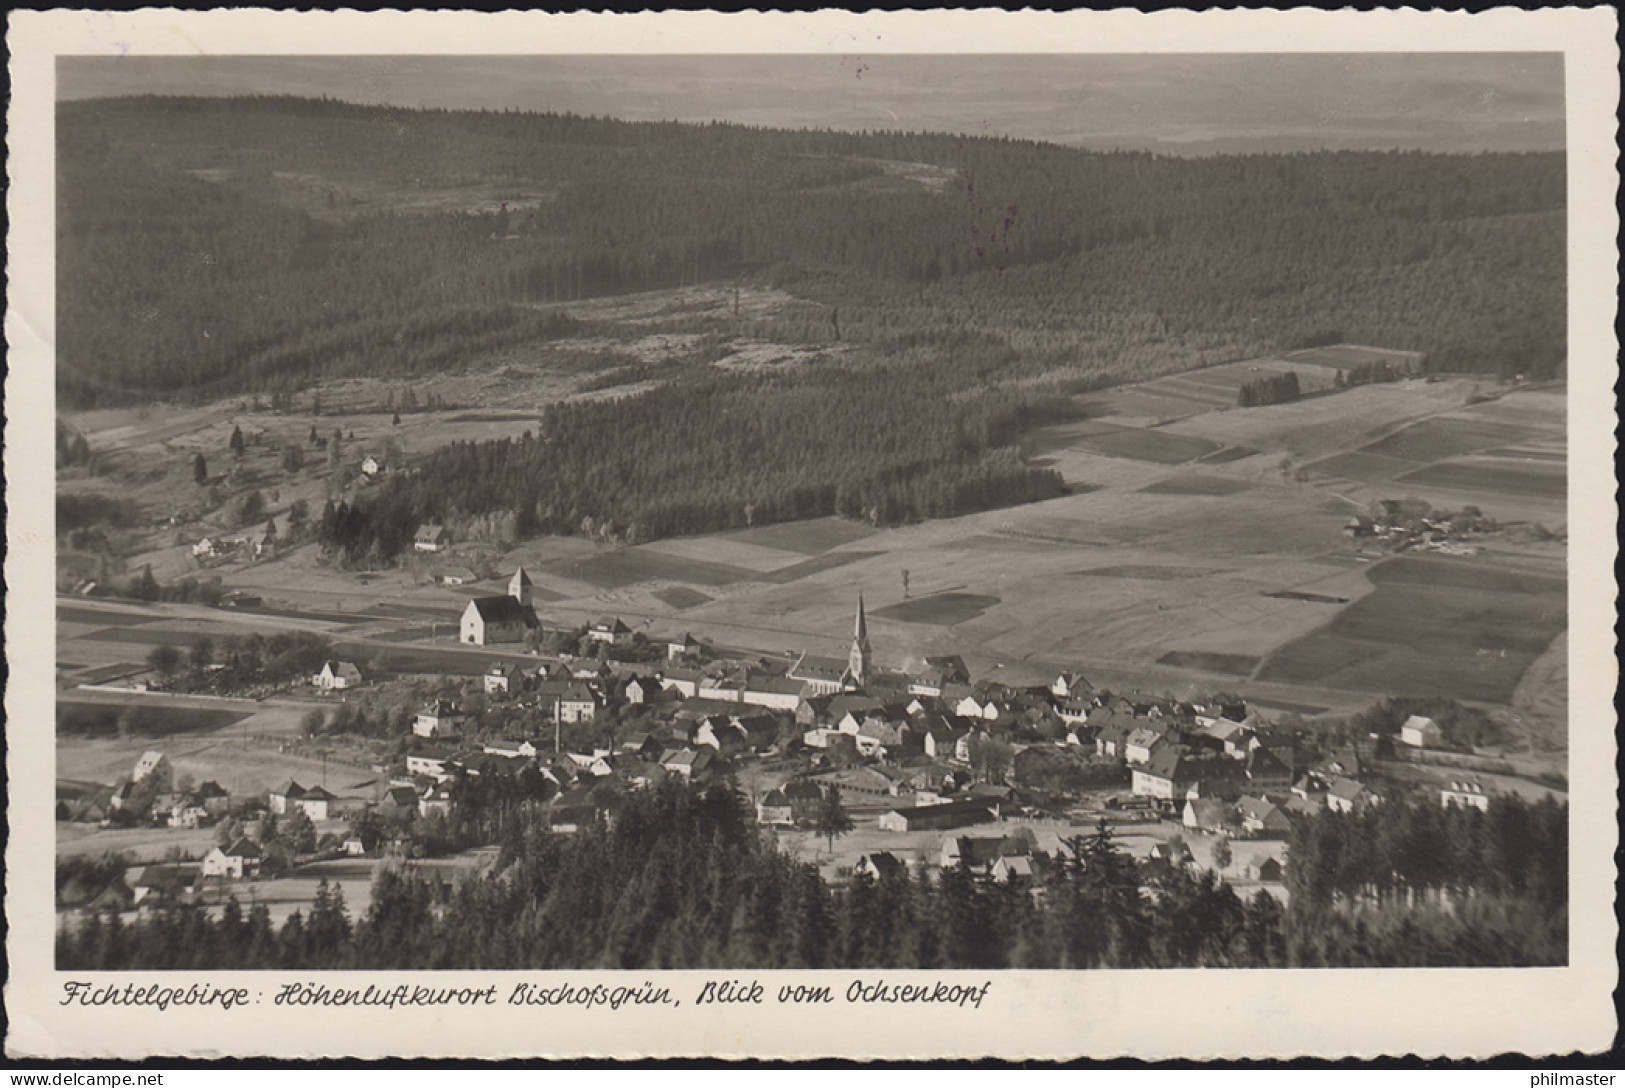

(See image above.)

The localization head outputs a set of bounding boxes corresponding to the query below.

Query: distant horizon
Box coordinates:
[58,53,1565,156]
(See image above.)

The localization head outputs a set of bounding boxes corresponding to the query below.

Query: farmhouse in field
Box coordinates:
[461,569,538,645]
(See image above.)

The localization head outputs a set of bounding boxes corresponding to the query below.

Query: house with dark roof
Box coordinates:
[202,837,262,880]
[414,699,464,739]
[757,787,794,827]
[855,851,908,881]
[588,616,633,646]
[1326,776,1378,813]
[315,660,364,690]
[414,524,451,552]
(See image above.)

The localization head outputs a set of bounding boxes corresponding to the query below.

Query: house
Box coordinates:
[377,785,421,819]
[437,565,479,587]
[940,834,1021,873]
[782,779,826,824]
[131,751,173,790]
[757,788,794,827]
[1133,749,1243,801]
[877,798,997,834]
[741,675,807,712]
[1236,796,1293,839]
[405,745,459,782]
[270,781,336,821]
[167,797,212,830]
[991,853,1051,885]
[1401,715,1445,749]
[360,454,382,477]
[342,836,367,857]
[588,617,633,647]
[413,524,451,552]
[201,838,261,880]
[659,747,715,781]
[483,662,518,695]
[419,784,456,819]
[1326,777,1378,813]
[623,676,654,705]
[129,865,202,908]
[1248,855,1286,883]
[195,780,231,816]
[461,596,535,646]
[191,537,218,559]
[854,852,908,882]
[1124,728,1164,765]
[1440,778,1492,812]
[1183,797,1233,834]
[693,717,746,755]
[660,667,703,699]
[1244,747,1293,791]
[1050,671,1091,700]
[483,737,538,759]
[414,700,464,738]
[314,660,363,691]
[559,685,599,724]
[667,632,704,661]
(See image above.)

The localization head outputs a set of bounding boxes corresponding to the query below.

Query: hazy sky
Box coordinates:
[58,54,1565,155]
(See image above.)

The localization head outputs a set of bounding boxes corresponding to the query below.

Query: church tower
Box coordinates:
[846,592,872,689]
[509,566,532,607]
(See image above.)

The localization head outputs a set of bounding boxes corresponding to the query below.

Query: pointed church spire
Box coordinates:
[847,591,872,689]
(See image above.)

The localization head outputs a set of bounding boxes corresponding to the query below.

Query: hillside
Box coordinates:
[58,96,1566,551]
[61,95,1564,408]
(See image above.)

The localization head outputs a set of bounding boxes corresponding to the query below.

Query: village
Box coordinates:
[55,555,1519,926]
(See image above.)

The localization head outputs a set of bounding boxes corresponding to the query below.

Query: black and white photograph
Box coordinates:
[7,7,1617,1061]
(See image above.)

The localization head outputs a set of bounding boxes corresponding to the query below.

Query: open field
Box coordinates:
[1256,555,1565,703]
[870,593,1001,626]
[1395,459,1565,499]
[1139,473,1254,497]
[1359,417,1531,462]
[1071,427,1222,465]
[723,516,878,556]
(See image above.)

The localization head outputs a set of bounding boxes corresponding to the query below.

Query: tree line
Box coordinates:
[57,781,1566,970]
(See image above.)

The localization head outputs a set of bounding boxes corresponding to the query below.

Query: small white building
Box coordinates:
[1400,715,1445,749]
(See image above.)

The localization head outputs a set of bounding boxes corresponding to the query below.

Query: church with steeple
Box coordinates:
[842,592,873,690]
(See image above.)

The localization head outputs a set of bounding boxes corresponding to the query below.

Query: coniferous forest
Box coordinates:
[58,782,1567,970]
[60,95,1565,549]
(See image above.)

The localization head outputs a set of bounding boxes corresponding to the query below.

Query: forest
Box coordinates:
[57,781,1566,970]
[61,95,1564,409]
[314,358,1069,559]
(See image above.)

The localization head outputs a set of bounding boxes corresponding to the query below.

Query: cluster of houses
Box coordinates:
[64,578,1514,917]
[1343,500,1494,556]
[55,750,233,830]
